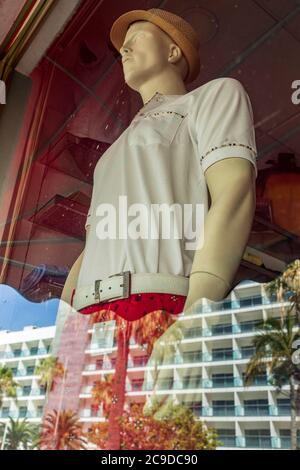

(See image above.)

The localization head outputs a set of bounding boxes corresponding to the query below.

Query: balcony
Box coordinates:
[218,435,236,447]
[83,359,116,372]
[138,291,291,319]
[184,326,203,338]
[128,380,145,392]
[244,436,273,449]
[239,320,263,333]
[154,349,264,366]
[180,351,203,363]
[127,379,176,392]
[127,356,150,368]
[199,295,272,315]
[0,410,43,419]
[12,368,36,377]
[201,300,233,314]
[0,347,50,359]
[243,404,272,416]
[280,436,300,449]
[90,339,117,350]
[242,374,270,386]
[211,375,236,388]
[202,405,291,417]
[212,349,234,361]
[16,388,46,397]
[182,322,263,339]
[81,386,93,394]
[182,378,202,389]
[84,364,98,371]
[240,347,255,359]
[128,375,273,392]
[277,405,292,416]
[219,436,282,449]
[142,377,268,391]
[84,347,259,373]
[79,408,104,418]
[209,406,235,417]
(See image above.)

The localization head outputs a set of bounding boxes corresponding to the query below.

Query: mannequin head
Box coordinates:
[120,20,188,104]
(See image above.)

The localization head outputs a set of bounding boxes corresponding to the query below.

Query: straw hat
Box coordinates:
[110,8,200,83]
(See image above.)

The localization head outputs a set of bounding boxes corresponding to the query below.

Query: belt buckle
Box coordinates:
[108,270,131,300]
[95,271,131,303]
[94,279,102,303]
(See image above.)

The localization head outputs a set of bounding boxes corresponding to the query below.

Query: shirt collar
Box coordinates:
[139,92,184,112]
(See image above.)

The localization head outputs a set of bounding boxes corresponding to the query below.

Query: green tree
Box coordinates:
[0,366,18,408]
[265,259,300,322]
[2,417,40,450]
[34,357,65,393]
[245,309,300,449]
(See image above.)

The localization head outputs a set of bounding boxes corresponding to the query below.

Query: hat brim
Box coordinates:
[110,10,200,83]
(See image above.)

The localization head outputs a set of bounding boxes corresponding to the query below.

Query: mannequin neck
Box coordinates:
[138,70,188,105]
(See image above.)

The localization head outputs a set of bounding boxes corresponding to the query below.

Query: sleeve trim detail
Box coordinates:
[200,142,257,162]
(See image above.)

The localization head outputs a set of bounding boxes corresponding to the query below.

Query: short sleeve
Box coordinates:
[190,78,258,178]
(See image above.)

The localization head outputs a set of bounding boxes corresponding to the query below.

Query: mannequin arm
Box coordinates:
[184,157,256,309]
[60,225,90,305]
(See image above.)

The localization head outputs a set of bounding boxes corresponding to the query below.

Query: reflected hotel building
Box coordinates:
[1,281,299,450]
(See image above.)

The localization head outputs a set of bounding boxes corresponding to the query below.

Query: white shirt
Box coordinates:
[77,77,258,289]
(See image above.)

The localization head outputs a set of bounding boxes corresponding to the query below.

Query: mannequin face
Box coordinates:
[120,21,187,91]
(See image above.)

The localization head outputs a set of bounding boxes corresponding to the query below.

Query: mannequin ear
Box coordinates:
[168,43,182,65]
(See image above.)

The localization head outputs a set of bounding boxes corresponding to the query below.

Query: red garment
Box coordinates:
[78,291,186,320]
[78,292,187,450]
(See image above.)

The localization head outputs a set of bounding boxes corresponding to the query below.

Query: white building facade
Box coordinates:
[1,281,299,450]
[0,325,54,426]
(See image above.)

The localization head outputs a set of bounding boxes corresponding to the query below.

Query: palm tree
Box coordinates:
[0,366,19,408]
[34,357,65,393]
[131,309,178,356]
[91,374,114,418]
[245,309,300,450]
[265,259,300,322]
[2,417,40,450]
[40,409,87,450]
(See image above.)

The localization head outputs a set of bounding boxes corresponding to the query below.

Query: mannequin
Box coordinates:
[61,18,256,311]
[51,8,257,449]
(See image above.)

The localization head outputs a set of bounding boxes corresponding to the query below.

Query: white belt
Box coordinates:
[72,271,189,311]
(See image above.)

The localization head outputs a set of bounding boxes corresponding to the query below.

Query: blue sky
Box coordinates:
[0,284,58,331]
